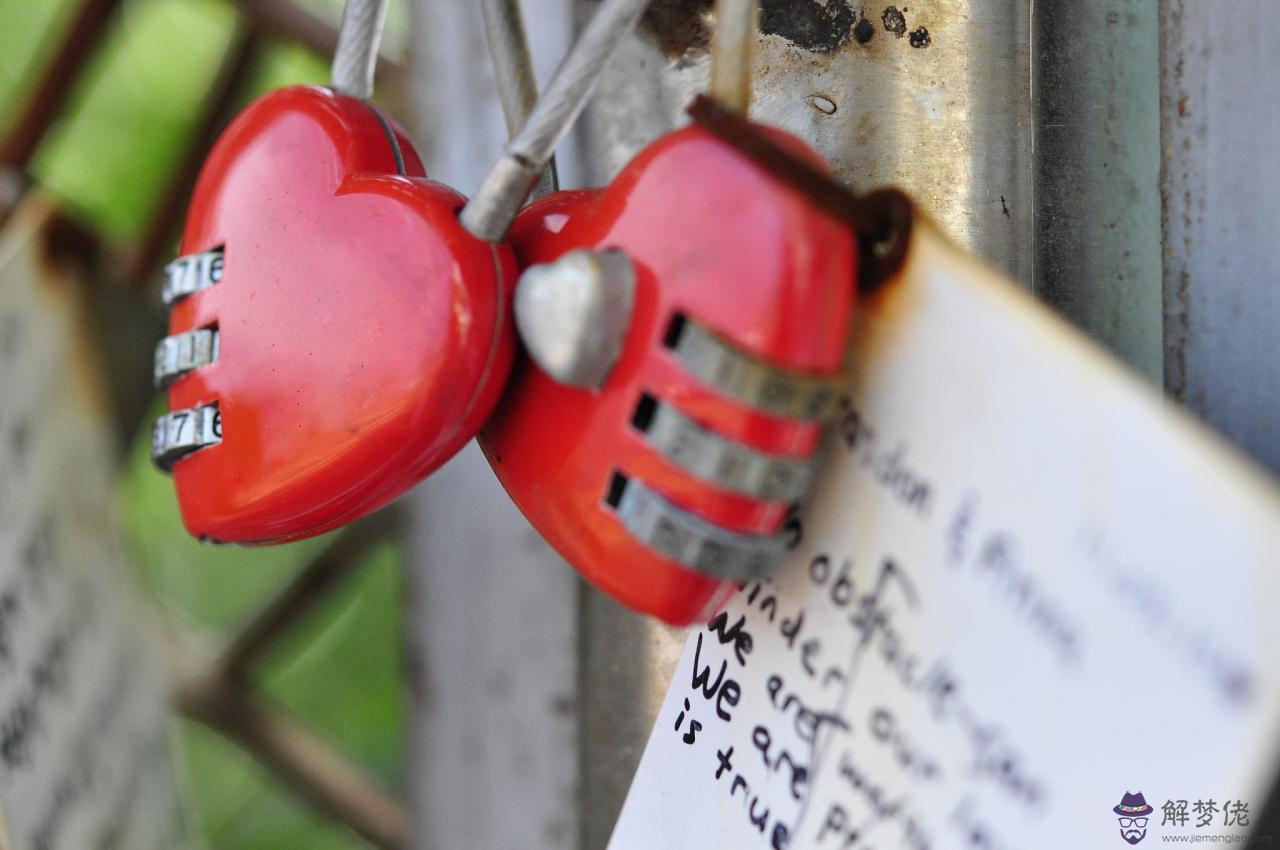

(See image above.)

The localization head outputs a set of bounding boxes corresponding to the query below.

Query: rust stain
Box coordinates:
[639,0,866,60]
[806,94,839,114]
[637,0,714,61]
[759,0,856,53]
[853,15,875,44]
[881,5,907,38]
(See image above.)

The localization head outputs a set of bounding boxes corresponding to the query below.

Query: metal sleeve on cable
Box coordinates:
[461,0,649,241]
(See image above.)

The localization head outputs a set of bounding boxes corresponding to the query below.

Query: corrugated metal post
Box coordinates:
[405,4,581,849]
[1161,0,1280,473]
[1161,2,1280,831]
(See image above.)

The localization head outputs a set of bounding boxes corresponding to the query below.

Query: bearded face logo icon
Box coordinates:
[1114,792,1154,844]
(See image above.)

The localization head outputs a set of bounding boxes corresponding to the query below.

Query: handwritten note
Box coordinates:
[0,199,188,850]
[609,220,1280,849]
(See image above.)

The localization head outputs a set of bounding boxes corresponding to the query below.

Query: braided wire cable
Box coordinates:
[479,0,559,198]
[461,0,649,241]
[332,0,389,99]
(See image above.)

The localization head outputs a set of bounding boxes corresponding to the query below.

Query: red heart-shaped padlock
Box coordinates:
[480,125,856,625]
[161,85,515,543]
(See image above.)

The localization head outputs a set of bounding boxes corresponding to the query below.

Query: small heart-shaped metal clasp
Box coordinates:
[514,248,635,389]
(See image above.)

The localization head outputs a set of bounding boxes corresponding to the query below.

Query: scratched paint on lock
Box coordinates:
[610,220,1280,849]
[0,198,190,850]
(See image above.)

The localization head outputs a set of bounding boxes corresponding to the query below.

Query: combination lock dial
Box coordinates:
[481,124,856,626]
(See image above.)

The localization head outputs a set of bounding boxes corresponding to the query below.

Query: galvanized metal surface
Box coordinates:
[1160,0,1280,473]
[407,445,580,850]
[402,2,1261,847]
[577,593,686,850]
[1035,0,1164,383]
[577,0,1034,283]
[407,4,581,849]
[572,2,1036,844]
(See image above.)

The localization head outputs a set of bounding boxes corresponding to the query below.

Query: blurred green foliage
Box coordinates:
[122,409,405,848]
[1,0,409,847]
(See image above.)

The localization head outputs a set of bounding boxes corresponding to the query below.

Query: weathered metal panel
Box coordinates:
[579,0,1034,282]
[407,445,580,850]
[571,2,1038,845]
[1161,0,1280,472]
[405,3,581,849]
[403,1,1189,847]
[1035,0,1164,382]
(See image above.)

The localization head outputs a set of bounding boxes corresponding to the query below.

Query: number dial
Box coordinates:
[164,86,515,544]
[481,126,855,625]
[152,404,222,472]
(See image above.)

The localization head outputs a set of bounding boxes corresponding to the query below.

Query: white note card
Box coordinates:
[0,199,189,850]
[609,220,1280,850]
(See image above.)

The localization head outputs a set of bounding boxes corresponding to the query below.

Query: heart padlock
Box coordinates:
[153,84,515,543]
[480,124,856,625]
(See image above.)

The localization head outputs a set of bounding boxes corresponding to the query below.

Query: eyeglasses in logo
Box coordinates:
[1114,791,1154,845]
